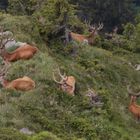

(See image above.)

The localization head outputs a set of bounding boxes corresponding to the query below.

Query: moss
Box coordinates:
[29,131,61,140]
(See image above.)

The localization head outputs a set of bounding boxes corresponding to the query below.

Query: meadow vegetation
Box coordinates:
[0,0,139,139]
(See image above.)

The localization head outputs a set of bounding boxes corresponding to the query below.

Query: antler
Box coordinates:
[84,20,96,30]
[84,20,91,27]
[53,68,67,84]
[2,33,14,47]
[0,27,14,50]
[97,23,104,31]
[84,20,104,32]
[86,87,97,97]
[127,85,140,97]
[57,68,66,80]
[53,72,62,84]
[0,61,10,77]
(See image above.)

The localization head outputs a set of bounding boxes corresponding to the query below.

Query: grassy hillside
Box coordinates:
[0,14,140,140]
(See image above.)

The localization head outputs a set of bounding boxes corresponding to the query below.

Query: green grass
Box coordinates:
[0,45,140,140]
[0,13,140,140]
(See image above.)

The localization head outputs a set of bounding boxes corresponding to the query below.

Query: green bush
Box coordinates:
[8,0,38,15]
[0,13,42,44]
[123,23,135,40]
[33,0,83,41]
[0,128,28,140]
[29,131,61,140]
[0,11,140,140]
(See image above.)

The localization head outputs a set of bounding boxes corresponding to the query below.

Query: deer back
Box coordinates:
[70,32,86,43]
[129,96,140,117]
[6,76,35,91]
[3,44,38,62]
[13,44,38,54]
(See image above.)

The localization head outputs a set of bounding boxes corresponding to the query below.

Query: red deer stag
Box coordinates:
[69,21,103,45]
[86,88,103,107]
[0,29,38,62]
[53,68,76,96]
[127,85,140,121]
[0,63,35,91]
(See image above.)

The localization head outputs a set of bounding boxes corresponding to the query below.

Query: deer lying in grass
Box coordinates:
[86,88,103,107]
[127,85,140,121]
[69,21,103,45]
[1,44,38,62]
[128,62,140,71]
[0,29,38,62]
[53,68,76,96]
[0,63,35,91]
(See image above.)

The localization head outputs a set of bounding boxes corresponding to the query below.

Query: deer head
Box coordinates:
[84,20,104,35]
[53,68,76,95]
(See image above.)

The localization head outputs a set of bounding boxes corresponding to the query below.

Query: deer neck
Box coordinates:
[86,31,96,43]
[130,97,137,106]
[87,31,96,38]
